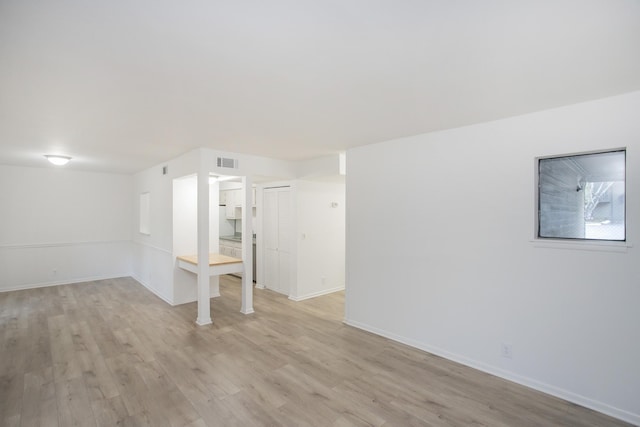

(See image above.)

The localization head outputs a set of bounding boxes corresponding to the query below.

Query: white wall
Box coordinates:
[293,179,346,300]
[171,175,199,304]
[345,91,640,424]
[0,166,132,291]
[172,175,198,257]
[294,154,343,179]
[131,150,200,304]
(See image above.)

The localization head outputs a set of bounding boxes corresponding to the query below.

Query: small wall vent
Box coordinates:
[162,165,168,175]
[217,157,238,169]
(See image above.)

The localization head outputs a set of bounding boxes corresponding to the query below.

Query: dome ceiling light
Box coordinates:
[44,155,72,166]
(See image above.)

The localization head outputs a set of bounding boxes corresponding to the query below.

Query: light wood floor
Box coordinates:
[0,277,631,427]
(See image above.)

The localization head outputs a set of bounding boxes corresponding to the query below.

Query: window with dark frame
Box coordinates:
[538,150,626,241]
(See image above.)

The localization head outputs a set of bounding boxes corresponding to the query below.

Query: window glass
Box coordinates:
[140,192,151,235]
[538,150,625,241]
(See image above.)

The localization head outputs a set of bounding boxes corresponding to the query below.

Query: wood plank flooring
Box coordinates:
[0,277,631,426]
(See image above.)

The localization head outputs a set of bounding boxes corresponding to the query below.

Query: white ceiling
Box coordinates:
[1,0,639,174]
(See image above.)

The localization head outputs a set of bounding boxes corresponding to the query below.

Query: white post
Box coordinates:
[196,165,212,325]
[254,183,264,290]
[210,179,220,298]
[241,175,254,314]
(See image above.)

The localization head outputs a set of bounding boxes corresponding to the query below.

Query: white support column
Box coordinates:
[254,183,264,290]
[240,175,254,314]
[209,179,220,298]
[196,166,212,326]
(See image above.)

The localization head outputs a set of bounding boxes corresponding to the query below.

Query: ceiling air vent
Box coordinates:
[217,157,238,169]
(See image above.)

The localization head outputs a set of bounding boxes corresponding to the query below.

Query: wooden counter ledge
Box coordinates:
[176,253,243,266]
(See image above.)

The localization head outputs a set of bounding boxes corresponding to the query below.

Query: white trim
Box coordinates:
[343,318,640,426]
[130,244,176,306]
[536,147,627,161]
[0,240,130,249]
[130,274,175,306]
[132,240,173,255]
[530,239,632,253]
[533,148,629,250]
[196,318,213,326]
[288,285,345,302]
[0,274,132,293]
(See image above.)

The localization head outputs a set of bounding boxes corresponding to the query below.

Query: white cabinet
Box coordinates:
[232,189,242,206]
[224,189,239,219]
[225,203,240,219]
[219,190,228,205]
[222,189,245,219]
[219,238,242,277]
[221,187,257,218]
[219,239,242,256]
[232,247,242,259]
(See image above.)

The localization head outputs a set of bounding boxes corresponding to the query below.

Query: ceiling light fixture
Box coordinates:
[44,155,72,166]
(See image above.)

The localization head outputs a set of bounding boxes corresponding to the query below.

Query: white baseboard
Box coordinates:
[130,274,175,306]
[343,318,640,426]
[289,285,345,302]
[0,274,132,293]
[130,275,223,307]
[0,239,131,249]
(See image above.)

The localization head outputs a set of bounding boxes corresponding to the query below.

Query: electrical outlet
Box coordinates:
[501,343,513,359]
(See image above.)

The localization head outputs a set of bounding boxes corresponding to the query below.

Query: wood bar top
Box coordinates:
[176,253,242,267]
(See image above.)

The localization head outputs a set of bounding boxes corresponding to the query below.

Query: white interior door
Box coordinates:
[263,187,291,296]
[264,189,279,292]
[276,189,291,295]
